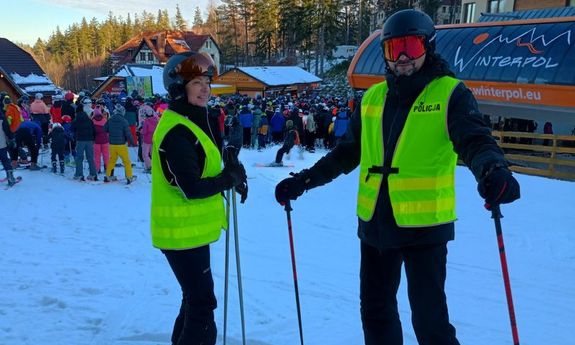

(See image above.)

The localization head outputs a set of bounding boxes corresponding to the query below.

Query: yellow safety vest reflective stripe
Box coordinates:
[357,76,460,226]
[150,109,227,249]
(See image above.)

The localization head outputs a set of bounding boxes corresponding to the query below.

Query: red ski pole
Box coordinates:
[284,200,305,345]
[491,204,520,345]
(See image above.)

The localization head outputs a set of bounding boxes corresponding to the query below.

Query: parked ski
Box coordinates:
[254,163,295,168]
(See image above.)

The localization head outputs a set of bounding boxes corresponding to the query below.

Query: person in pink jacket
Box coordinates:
[30,93,51,147]
[140,107,158,172]
[91,107,110,174]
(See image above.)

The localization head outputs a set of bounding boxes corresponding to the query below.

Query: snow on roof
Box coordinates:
[10,72,53,85]
[23,85,59,93]
[237,66,321,86]
[10,72,58,94]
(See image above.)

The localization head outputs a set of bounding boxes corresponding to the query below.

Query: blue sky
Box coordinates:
[2,0,216,45]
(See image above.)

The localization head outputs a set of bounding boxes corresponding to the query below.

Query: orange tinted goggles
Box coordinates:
[383,36,426,62]
[178,53,217,80]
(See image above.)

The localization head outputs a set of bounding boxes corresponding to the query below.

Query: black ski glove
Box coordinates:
[222,163,247,188]
[223,146,240,167]
[235,180,248,204]
[275,170,311,206]
[478,166,520,210]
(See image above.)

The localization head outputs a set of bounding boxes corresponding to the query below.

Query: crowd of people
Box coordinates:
[0,86,356,187]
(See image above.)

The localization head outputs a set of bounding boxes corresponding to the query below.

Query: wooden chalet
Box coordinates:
[0,37,59,102]
[217,66,322,98]
[110,30,221,72]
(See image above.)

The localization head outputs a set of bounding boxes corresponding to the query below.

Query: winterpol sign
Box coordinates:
[453,27,570,72]
[435,20,575,85]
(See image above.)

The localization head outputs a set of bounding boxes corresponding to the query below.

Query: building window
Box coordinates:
[139,52,146,61]
[463,2,476,23]
[148,52,154,61]
[487,0,505,13]
[442,6,447,13]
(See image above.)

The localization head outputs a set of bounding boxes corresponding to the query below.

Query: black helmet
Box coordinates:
[381,9,436,52]
[163,51,217,99]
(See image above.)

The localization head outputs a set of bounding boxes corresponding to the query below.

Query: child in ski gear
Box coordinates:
[273,119,298,166]
[275,10,520,345]
[48,122,67,174]
[104,104,136,184]
[152,52,248,345]
[61,115,75,166]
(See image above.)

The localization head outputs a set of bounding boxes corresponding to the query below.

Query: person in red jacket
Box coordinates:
[50,94,64,124]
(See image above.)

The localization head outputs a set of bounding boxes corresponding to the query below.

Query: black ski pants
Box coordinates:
[275,144,293,163]
[16,130,39,164]
[163,245,217,345]
[360,241,460,345]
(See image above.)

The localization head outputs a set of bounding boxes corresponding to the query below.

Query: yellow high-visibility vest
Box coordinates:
[150,109,227,249]
[357,76,460,226]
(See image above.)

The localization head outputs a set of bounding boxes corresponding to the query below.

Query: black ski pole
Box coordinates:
[284,200,304,345]
[223,189,231,345]
[491,204,520,345]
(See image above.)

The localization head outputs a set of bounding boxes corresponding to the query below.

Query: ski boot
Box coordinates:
[6,171,17,186]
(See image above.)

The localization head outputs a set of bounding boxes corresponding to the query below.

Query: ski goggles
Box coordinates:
[177,52,218,81]
[383,35,426,62]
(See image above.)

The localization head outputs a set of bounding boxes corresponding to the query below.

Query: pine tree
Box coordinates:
[219,0,241,66]
[157,9,172,30]
[193,7,204,31]
[175,4,188,30]
[204,0,220,42]
[253,0,279,64]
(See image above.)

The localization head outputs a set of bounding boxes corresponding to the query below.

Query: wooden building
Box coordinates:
[217,66,322,98]
[0,37,59,102]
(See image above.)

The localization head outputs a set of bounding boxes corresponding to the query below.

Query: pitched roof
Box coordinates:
[235,66,322,87]
[0,37,58,95]
[111,30,213,65]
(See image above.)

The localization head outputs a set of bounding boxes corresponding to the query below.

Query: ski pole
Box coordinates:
[491,204,520,345]
[283,201,304,345]
[223,189,231,345]
[231,187,247,345]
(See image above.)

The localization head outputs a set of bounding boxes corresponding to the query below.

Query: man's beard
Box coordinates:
[392,62,417,77]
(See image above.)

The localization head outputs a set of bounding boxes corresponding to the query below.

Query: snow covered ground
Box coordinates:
[1,145,574,345]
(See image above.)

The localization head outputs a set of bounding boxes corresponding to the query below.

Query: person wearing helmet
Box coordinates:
[274,9,520,345]
[29,92,50,148]
[151,51,247,345]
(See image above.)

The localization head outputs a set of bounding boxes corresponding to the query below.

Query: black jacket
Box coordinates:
[303,55,507,250]
[71,110,95,141]
[159,99,233,199]
[48,126,67,150]
[61,100,76,119]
